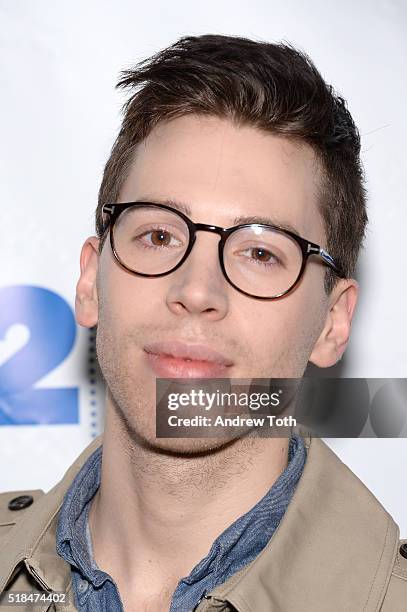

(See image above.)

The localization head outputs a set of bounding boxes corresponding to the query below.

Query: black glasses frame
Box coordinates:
[101,201,344,300]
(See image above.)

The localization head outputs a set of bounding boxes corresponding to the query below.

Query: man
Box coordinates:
[0,34,406,611]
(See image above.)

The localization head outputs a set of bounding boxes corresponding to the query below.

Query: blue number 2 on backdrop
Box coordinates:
[0,286,79,425]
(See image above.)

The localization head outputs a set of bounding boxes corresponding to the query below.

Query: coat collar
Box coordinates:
[205,436,399,611]
[0,436,399,611]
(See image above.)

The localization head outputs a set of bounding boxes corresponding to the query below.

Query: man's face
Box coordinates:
[85,115,333,451]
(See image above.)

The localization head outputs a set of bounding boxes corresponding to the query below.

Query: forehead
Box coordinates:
[119,114,324,241]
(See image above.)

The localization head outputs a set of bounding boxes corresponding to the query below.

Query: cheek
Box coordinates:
[251,303,304,352]
[237,282,325,376]
[97,251,158,329]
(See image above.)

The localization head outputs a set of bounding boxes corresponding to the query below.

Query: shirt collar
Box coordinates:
[181,435,306,586]
[55,435,306,590]
[56,445,106,586]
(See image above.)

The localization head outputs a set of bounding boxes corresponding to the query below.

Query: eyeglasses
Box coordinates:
[101,201,344,300]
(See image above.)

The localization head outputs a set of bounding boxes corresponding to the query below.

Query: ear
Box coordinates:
[75,236,100,328]
[309,279,359,368]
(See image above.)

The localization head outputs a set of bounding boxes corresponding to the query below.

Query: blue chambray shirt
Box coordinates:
[56,435,306,611]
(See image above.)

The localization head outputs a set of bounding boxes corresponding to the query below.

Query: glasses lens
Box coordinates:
[224,226,303,297]
[112,205,189,274]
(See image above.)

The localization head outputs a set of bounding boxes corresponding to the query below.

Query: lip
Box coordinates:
[143,340,234,378]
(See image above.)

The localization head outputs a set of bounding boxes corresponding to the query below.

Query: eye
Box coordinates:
[238,246,281,266]
[134,227,184,249]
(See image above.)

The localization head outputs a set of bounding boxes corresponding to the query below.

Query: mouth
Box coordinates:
[143,340,234,379]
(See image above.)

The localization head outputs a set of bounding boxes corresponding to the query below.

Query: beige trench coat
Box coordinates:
[0,435,406,611]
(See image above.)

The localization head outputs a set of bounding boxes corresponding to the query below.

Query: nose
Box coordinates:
[165,232,229,320]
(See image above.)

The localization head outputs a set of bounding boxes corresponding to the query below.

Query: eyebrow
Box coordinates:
[136,197,301,236]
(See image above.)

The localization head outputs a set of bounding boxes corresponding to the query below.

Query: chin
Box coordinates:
[136,432,243,456]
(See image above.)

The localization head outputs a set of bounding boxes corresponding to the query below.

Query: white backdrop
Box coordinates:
[0,0,406,533]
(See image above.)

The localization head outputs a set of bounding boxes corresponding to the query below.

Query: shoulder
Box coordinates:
[0,490,45,591]
[0,489,44,533]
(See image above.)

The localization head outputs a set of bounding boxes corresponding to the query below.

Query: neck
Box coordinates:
[88,399,290,604]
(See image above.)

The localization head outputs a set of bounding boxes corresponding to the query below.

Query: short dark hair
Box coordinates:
[97,34,367,292]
